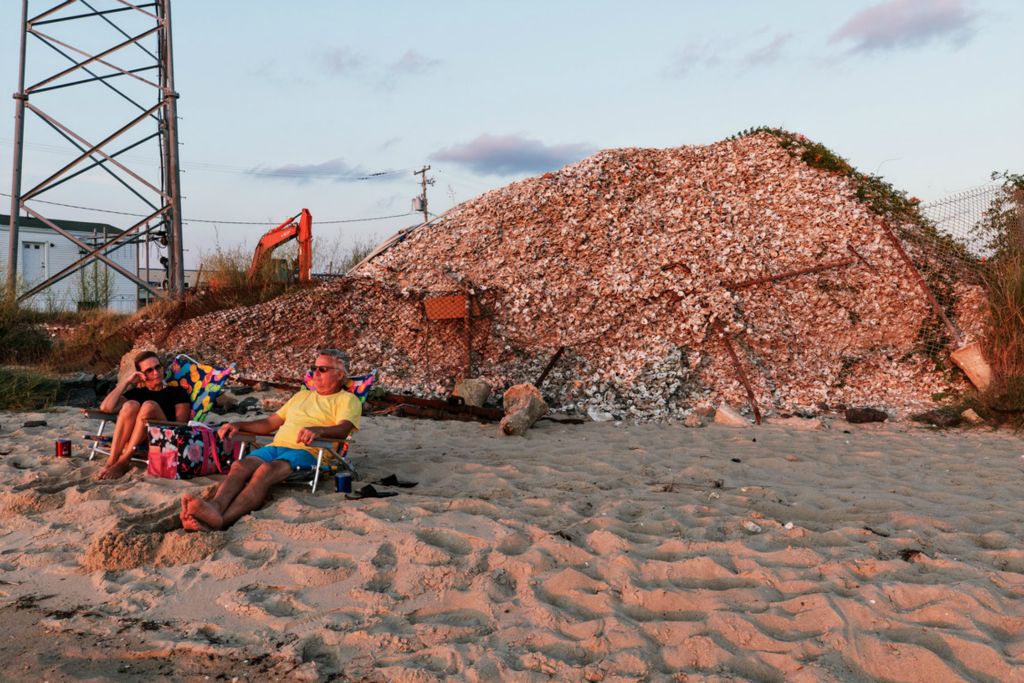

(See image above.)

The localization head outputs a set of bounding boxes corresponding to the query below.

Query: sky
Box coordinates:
[0,0,1021,270]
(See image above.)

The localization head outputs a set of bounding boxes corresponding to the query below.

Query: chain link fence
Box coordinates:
[885,180,1024,400]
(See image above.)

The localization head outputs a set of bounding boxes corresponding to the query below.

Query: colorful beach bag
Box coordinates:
[147,423,240,480]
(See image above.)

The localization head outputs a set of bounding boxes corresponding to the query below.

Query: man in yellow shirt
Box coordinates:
[180,348,361,531]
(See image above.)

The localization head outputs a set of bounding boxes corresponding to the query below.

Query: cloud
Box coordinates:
[319,48,438,86]
[322,47,365,75]
[389,49,440,76]
[245,158,399,184]
[375,193,403,209]
[664,41,722,78]
[741,33,793,67]
[377,136,403,152]
[431,134,596,176]
[830,0,978,53]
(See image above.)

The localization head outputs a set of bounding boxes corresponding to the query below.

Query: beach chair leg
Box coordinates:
[88,418,109,461]
[311,448,324,494]
[340,453,358,480]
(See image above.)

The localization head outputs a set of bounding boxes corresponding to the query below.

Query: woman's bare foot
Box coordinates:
[96,460,131,480]
[182,493,224,531]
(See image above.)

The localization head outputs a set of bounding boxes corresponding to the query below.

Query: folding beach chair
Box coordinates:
[83,354,235,462]
[233,370,376,493]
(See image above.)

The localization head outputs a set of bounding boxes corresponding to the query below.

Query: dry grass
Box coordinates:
[0,295,53,364]
[980,248,1024,413]
[0,367,59,410]
[43,310,133,374]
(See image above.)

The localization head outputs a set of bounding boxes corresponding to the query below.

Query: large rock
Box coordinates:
[453,378,491,407]
[499,384,548,436]
[960,408,984,425]
[714,403,750,427]
[845,407,888,424]
[215,392,240,411]
[912,409,961,428]
[118,344,159,384]
[57,372,98,407]
[59,387,97,408]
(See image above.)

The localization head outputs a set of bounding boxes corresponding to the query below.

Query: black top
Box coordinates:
[123,385,191,420]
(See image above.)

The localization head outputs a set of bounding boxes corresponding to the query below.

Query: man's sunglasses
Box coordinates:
[311,365,339,374]
[141,363,163,375]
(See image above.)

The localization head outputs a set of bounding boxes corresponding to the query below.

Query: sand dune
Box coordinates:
[0,406,1022,680]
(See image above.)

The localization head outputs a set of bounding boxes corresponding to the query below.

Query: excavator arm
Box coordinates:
[248,208,313,283]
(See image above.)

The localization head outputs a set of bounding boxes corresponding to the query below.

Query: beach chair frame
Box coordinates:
[233,371,376,494]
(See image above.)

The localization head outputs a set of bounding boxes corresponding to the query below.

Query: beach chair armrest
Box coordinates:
[233,433,273,448]
[232,433,341,451]
[83,408,118,421]
[146,419,191,429]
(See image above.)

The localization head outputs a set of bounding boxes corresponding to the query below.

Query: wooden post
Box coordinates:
[464,291,472,379]
[713,320,762,424]
[878,222,963,347]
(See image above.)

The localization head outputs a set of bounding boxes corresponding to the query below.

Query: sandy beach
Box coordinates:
[1,405,1023,681]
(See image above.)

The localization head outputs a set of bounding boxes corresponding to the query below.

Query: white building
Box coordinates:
[1,214,139,313]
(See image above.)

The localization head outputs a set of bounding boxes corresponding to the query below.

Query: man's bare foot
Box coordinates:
[182,493,224,531]
[96,460,131,480]
[179,497,212,531]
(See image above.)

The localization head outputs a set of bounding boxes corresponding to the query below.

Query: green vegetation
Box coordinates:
[339,234,379,273]
[973,172,1024,259]
[981,246,1024,413]
[0,367,59,411]
[197,244,294,308]
[730,127,912,221]
[0,294,53,364]
[729,127,983,366]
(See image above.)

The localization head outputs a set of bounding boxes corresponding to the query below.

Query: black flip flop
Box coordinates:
[375,474,418,488]
[345,484,398,500]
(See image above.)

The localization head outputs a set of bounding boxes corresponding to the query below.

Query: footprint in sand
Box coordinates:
[295,634,339,670]
[489,568,518,599]
[364,542,396,593]
[283,550,356,587]
[322,516,372,536]
[496,532,531,556]
[13,472,95,495]
[222,583,310,619]
[407,606,495,643]
[222,540,283,567]
[415,528,474,557]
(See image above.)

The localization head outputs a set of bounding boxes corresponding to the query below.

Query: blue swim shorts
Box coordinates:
[244,445,318,471]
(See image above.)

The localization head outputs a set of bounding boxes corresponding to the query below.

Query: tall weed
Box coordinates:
[0,295,52,364]
[981,249,1024,411]
[0,367,58,410]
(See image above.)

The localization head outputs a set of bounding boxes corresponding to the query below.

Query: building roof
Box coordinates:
[0,213,124,236]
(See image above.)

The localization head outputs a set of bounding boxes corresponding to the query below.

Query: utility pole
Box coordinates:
[413,165,434,224]
[5,0,29,297]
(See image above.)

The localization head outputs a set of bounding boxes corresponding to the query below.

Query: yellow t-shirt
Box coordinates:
[272,389,362,455]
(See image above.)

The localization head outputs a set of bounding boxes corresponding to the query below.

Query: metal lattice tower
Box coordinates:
[6,0,184,301]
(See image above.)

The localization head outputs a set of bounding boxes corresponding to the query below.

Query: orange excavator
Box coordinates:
[248,208,313,283]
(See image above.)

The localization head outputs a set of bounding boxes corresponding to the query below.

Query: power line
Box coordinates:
[0,191,417,226]
[0,137,412,181]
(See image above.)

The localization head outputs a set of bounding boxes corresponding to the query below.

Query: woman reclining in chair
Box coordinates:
[180,348,361,531]
[95,350,190,480]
